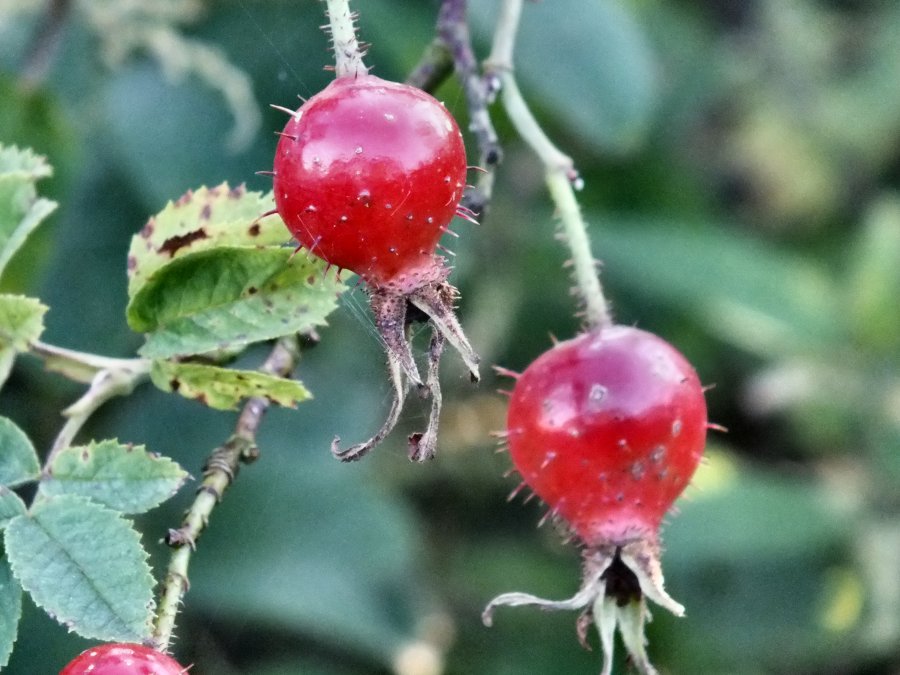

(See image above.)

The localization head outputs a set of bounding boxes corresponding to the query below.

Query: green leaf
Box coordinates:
[846,194,900,352]
[150,360,310,410]
[0,294,47,352]
[126,183,289,299]
[0,416,40,488]
[593,219,843,356]
[0,294,47,390]
[138,250,345,359]
[0,553,22,669]
[0,145,57,278]
[470,0,659,154]
[39,440,189,515]
[0,488,26,529]
[4,495,154,642]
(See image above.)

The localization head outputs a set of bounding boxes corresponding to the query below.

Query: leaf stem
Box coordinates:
[325,0,368,79]
[485,0,612,329]
[37,346,152,471]
[152,335,301,651]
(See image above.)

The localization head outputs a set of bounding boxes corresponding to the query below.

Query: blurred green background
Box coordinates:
[2,0,900,673]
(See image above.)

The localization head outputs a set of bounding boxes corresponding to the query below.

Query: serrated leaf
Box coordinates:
[0,145,57,278]
[126,183,288,299]
[127,246,290,333]
[39,440,189,514]
[150,360,310,410]
[0,416,40,488]
[4,495,154,642]
[138,250,345,359]
[0,488,26,529]
[0,294,47,351]
[0,553,22,669]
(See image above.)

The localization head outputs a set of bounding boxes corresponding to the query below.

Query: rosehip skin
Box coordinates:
[506,326,707,546]
[59,643,186,675]
[273,74,467,289]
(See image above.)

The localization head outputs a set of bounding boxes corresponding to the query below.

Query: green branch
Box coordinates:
[152,335,302,651]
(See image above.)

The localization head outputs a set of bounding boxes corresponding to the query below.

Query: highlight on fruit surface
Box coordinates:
[268,73,479,462]
[483,325,708,675]
[59,642,188,674]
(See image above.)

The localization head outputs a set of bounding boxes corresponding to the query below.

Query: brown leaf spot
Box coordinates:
[169,379,181,392]
[200,204,212,220]
[248,223,261,236]
[229,184,246,199]
[127,255,137,271]
[159,228,209,257]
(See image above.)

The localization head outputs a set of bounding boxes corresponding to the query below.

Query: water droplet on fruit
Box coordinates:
[426,216,434,224]
[355,146,363,155]
[617,439,629,451]
[389,246,397,254]
[650,446,666,464]
[630,461,646,480]
[540,450,556,469]
[443,175,451,183]
[385,203,393,209]
[384,112,395,121]
[672,419,682,437]
[357,190,371,206]
[340,215,348,222]
[444,119,453,131]
[305,204,317,213]
[587,384,607,410]
[406,213,414,221]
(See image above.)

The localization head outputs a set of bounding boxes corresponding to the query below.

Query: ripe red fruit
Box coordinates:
[270,74,479,462]
[273,74,468,290]
[60,643,187,675]
[484,326,708,675]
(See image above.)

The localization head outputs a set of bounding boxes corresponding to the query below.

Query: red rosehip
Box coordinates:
[485,326,708,675]
[269,74,479,462]
[60,643,187,675]
[273,73,468,291]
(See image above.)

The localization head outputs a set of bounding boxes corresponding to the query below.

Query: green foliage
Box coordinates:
[150,359,310,410]
[469,0,659,153]
[0,294,46,387]
[4,495,155,643]
[0,416,40,488]
[0,144,57,278]
[126,183,346,360]
[39,440,189,514]
[0,554,22,669]
[125,183,287,296]
[0,488,26,528]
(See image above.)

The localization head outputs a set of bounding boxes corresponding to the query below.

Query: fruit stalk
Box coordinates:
[325,0,367,78]
[485,0,612,329]
[152,335,301,650]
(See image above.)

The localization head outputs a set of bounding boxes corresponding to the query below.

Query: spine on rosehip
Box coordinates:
[483,325,708,675]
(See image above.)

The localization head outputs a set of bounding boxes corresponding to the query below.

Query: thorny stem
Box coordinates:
[409,0,501,217]
[325,0,368,79]
[485,0,612,330]
[30,341,152,471]
[152,335,301,651]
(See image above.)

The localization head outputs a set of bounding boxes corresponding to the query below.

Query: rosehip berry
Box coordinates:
[60,643,187,675]
[273,74,468,290]
[269,74,479,462]
[484,326,708,675]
